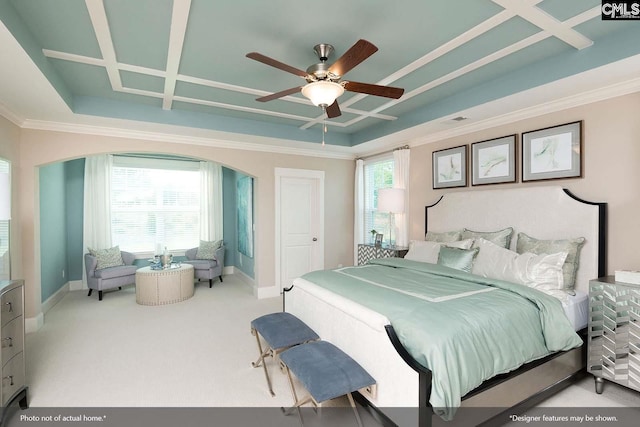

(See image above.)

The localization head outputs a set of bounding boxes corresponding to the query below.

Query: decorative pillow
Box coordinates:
[425,230,461,243]
[405,239,474,264]
[196,239,223,260]
[461,227,513,249]
[472,238,567,299]
[88,246,124,270]
[437,246,479,273]
[516,232,585,295]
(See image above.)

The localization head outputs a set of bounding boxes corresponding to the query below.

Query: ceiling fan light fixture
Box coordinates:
[301,81,344,107]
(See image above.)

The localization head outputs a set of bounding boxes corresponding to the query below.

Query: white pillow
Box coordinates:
[472,238,568,300]
[405,239,474,264]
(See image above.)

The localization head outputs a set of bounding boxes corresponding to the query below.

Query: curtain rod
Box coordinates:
[356,144,409,161]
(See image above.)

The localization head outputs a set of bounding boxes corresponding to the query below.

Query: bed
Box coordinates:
[285,186,606,427]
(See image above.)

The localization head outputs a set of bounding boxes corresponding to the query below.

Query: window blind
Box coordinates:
[110,158,201,253]
[363,157,394,244]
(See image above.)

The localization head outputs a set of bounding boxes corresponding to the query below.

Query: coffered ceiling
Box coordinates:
[0,0,639,154]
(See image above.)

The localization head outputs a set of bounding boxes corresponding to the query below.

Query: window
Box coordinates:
[363,156,394,244]
[0,159,9,280]
[110,156,201,253]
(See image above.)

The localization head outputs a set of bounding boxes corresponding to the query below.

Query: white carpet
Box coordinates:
[24,275,639,424]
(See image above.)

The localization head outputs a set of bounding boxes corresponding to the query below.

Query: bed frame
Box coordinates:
[286,186,606,427]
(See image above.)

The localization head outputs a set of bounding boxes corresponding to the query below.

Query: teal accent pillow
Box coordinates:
[425,230,461,243]
[196,239,223,260]
[516,232,585,295]
[88,246,124,270]
[437,246,480,273]
[461,227,514,249]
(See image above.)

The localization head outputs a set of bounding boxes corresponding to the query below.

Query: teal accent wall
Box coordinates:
[222,167,236,268]
[222,167,254,279]
[65,159,85,281]
[39,162,69,301]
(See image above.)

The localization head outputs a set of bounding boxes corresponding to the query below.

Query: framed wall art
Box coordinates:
[522,121,582,182]
[471,134,517,186]
[432,145,467,189]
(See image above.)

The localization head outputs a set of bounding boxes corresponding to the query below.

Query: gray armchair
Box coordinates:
[85,250,138,301]
[184,245,225,288]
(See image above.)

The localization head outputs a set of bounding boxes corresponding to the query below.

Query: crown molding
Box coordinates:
[407,76,640,148]
[19,119,357,160]
[0,102,24,127]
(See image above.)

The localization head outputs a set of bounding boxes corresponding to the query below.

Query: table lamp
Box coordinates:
[377,188,405,247]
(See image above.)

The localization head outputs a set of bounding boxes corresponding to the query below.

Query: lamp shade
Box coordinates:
[377,188,405,213]
[0,172,10,220]
[301,81,345,107]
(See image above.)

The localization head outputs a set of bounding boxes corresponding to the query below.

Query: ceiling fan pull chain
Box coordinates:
[322,107,326,146]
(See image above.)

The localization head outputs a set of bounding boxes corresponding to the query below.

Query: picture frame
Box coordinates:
[522,121,582,182]
[432,145,467,189]
[374,233,383,247]
[471,134,517,186]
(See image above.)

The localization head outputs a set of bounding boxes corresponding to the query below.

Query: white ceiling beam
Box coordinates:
[42,49,105,67]
[492,0,593,49]
[162,0,191,110]
[85,0,122,90]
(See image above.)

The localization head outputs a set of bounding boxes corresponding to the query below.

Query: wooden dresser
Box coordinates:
[0,280,28,423]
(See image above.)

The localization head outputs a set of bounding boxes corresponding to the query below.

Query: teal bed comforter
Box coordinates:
[301,258,582,420]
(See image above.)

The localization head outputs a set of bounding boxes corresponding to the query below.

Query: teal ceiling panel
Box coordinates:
[538,0,601,22]
[104,0,172,70]
[121,70,165,94]
[10,0,100,58]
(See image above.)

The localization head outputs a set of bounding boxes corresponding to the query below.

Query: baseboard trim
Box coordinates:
[25,312,44,334]
[255,284,280,299]
[42,282,70,315]
[68,279,84,291]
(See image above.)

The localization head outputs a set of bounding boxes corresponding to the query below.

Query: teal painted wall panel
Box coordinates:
[39,163,68,302]
[65,159,85,281]
[234,171,254,279]
[222,167,236,268]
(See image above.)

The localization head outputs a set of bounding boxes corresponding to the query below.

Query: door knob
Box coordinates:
[312,237,318,241]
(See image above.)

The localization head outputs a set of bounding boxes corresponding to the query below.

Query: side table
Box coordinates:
[587,276,640,394]
[135,264,195,306]
[357,244,408,266]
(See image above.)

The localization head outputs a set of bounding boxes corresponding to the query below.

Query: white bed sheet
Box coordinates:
[562,289,588,331]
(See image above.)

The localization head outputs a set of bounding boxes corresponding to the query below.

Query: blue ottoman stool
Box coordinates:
[251,312,319,396]
[280,341,376,427]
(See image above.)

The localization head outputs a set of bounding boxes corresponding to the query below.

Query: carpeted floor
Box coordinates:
[23,274,639,425]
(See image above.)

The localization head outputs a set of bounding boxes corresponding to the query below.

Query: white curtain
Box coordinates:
[82,154,113,285]
[393,148,410,248]
[353,159,365,265]
[200,161,223,241]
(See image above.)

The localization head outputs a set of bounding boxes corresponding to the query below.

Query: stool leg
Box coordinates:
[281,365,306,426]
[251,329,275,396]
[347,393,364,427]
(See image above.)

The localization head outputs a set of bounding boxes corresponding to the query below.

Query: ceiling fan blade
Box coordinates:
[246,52,308,78]
[256,86,302,102]
[325,100,341,118]
[328,39,378,77]
[344,81,404,99]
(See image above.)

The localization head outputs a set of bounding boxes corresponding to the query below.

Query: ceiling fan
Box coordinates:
[246,39,404,119]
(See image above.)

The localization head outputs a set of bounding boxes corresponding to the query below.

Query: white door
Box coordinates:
[276,169,324,292]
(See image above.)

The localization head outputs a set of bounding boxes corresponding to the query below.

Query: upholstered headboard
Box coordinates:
[425,186,606,294]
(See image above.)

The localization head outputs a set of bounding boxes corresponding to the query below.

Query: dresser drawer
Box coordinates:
[1,316,23,366]
[1,352,24,405]
[1,287,23,327]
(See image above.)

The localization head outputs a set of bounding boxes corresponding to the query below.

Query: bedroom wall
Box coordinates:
[39,162,68,301]
[17,129,355,320]
[409,91,640,277]
[0,115,21,280]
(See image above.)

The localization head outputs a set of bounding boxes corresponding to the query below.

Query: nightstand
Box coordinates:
[587,276,640,395]
[357,244,408,266]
